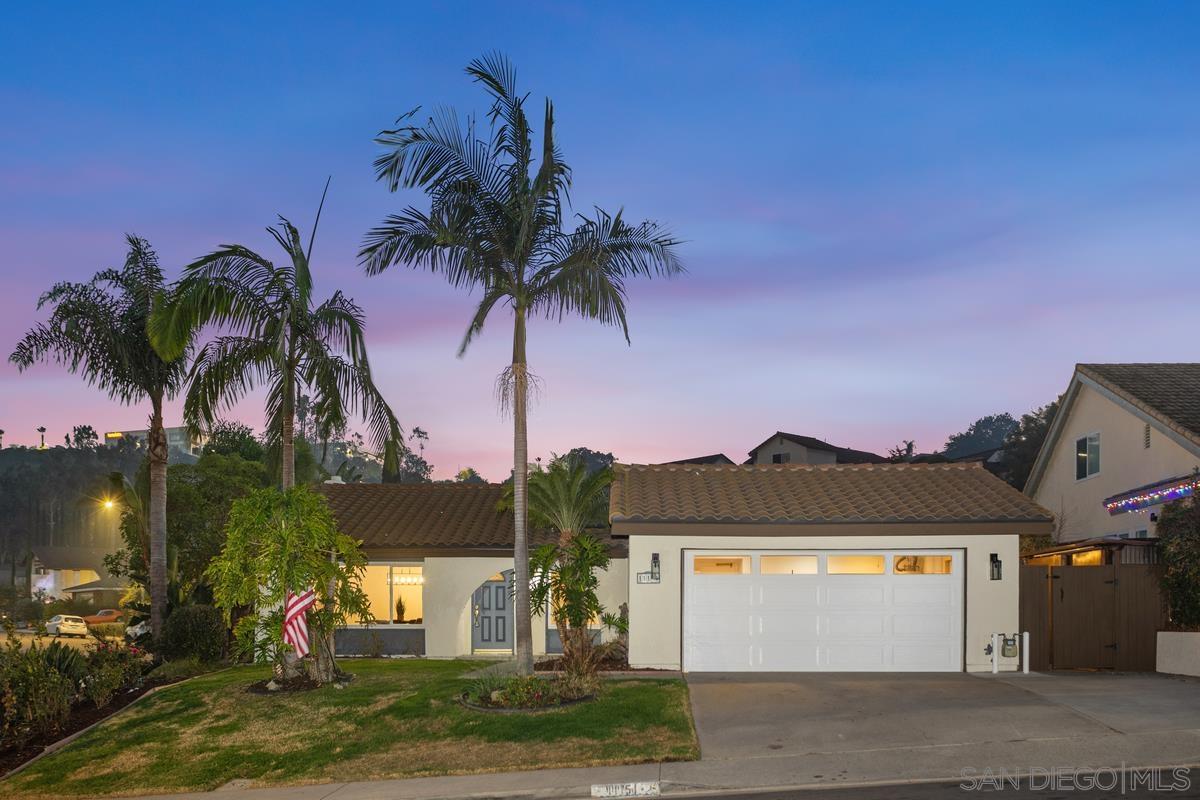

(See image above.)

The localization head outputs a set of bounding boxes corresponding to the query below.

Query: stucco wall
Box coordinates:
[402,555,629,658]
[752,437,837,465]
[625,532,1020,672]
[1157,632,1200,677]
[1033,383,1200,542]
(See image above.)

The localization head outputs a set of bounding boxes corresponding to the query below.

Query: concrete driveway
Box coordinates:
[677,671,1200,788]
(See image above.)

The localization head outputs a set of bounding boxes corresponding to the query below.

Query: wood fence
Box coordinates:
[1019,563,1167,671]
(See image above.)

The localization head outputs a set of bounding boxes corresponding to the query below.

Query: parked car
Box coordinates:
[83,608,125,626]
[46,615,88,637]
[125,619,150,643]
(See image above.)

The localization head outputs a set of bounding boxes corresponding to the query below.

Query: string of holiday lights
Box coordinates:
[1105,476,1200,514]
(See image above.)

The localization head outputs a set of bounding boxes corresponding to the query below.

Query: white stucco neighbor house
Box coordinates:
[30,546,109,599]
[318,482,627,658]
[610,462,1053,673]
[1025,363,1200,544]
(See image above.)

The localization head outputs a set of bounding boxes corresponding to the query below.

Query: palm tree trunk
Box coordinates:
[512,308,534,675]
[147,392,169,637]
[281,372,296,491]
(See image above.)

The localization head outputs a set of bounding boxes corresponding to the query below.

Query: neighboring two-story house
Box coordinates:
[1024,363,1200,543]
[746,431,885,465]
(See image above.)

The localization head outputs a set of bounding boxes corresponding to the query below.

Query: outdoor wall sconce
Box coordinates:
[990,553,1002,581]
[636,553,662,584]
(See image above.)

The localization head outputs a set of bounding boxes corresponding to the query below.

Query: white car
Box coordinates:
[46,615,88,637]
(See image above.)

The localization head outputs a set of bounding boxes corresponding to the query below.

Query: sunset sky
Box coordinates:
[2,3,1198,480]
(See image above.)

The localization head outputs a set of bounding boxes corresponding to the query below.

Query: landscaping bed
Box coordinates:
[1,658,698,798]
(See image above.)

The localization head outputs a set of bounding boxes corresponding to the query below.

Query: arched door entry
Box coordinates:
[471,570,514,653]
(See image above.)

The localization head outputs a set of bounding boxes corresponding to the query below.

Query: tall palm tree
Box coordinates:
[10,236,187,637]
[151,214,401,491]
[360,54,683,673]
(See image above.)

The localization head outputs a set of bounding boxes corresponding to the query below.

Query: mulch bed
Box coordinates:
[245,672,354,694]
[534,655,671,673]
[0,679,167,776]
[457,691,596,714]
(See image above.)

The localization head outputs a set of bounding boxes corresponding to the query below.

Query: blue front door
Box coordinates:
[472,571,513,652]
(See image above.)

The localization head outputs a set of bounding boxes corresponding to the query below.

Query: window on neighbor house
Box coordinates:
[1075,433,1100,480]
[1070,549,1104,567]
[772,452,791,464]
[360,564,424,624]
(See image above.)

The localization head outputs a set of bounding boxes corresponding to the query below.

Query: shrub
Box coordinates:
[89,622,126,640]
[160,605,226,662]
[82,661,125,708]
[467,673,594,709]
[1159,495,1200,629]
[42,640,86,684]
[1,643,74,747]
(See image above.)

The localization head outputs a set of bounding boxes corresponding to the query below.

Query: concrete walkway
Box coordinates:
[135,671,1200,800]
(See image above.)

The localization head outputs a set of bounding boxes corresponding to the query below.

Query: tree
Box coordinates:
[150,207,402,492]
[520,456,620,675]
[69,425,100,450]
[10,236,187,637]
[361,54,682,673]
[454,467,486,484]
[107,452,270,604]
[553,447,615,475]
[202,421,265,462]
[1157,493,1200,630]
[207,486,371,683]
[1000,399,1060,490]
[382,427,433,484]
[943,413,1017,459]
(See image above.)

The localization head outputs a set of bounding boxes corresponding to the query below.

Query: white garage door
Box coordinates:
[682,549,964,672]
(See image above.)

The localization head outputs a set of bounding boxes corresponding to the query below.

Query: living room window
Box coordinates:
[1075,433,1100,480]
[361,564,424,625]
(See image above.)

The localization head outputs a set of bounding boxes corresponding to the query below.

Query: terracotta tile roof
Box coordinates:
[317,483,629,557]
[1078,363,1200,445]
[609,462,1053,525]
[317,483,514,550]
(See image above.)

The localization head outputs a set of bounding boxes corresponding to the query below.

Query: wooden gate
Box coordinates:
[1019,563,1167,671]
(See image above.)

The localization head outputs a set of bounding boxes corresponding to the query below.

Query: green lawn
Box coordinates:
[3,659,698,798]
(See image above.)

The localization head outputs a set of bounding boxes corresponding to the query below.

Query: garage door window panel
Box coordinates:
[693,555,750,574]
[760,555,818,575]
[894,555,953,574]
[827,554,885,575]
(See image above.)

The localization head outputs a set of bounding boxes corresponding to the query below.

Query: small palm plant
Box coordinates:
[517,455,623,676]
[361,54,682,673]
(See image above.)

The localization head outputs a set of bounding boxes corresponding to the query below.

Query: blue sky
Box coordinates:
[2,2,1199,477]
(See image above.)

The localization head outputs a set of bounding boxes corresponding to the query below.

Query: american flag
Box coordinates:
[283,588,317,658]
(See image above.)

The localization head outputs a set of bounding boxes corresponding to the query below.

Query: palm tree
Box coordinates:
[10,236,187,637]
[151,213,402,491]
[360,54,683,673]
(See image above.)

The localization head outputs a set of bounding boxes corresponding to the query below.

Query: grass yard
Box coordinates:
[2,659,698,798]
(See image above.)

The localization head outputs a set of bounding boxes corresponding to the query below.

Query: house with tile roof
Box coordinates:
[612,461,1052,672]
[746,431,885,465]
[1024,363,1200,543]
[318,460,1054,672]
[317,482,627,658]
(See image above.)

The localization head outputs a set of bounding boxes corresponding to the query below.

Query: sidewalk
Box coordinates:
[135,726,1200,800]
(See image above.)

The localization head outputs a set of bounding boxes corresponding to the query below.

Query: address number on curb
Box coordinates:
[591,781,661,798]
